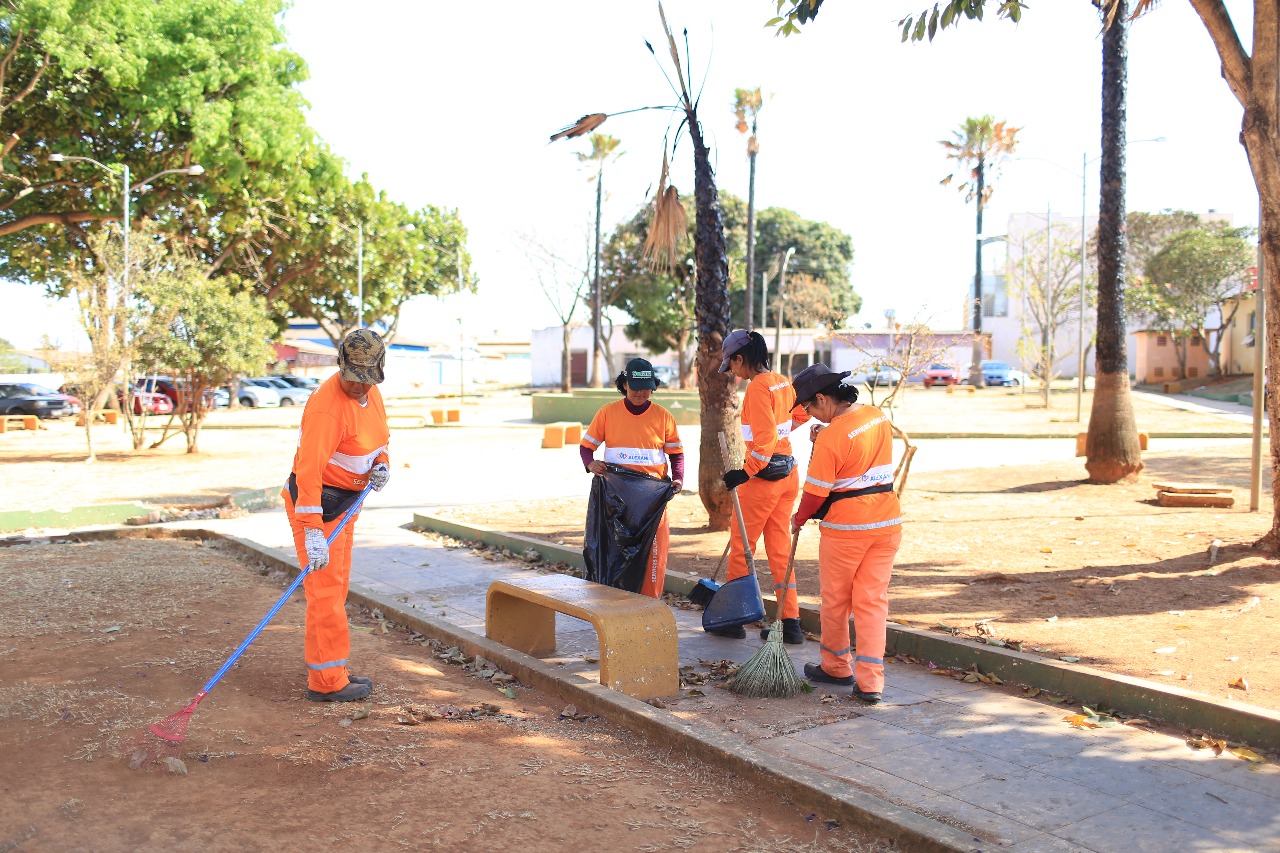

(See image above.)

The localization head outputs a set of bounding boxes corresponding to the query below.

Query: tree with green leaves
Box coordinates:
[0,0,309,280]
[941,115,1020,389]
[732,87,763,328]
[142,271,275,454]
[743,205,858,327]
[0,337,22,372]
[1137,225,1255,378]
[1011,223,1090,407]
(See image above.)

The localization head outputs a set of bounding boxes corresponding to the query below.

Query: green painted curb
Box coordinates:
[0,502,149,532]
[412,514,1280,749]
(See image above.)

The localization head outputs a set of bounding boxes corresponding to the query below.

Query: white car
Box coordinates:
[251,376,311,406]
[235,381,280,408]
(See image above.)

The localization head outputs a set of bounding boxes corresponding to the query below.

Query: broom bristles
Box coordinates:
[727,621,806,698]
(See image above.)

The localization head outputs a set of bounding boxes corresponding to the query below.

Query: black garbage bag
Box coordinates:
[583,463,677,592]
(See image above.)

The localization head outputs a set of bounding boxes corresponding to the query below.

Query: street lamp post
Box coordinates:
[308,218,414,329]
[48,154,204,307]
[773,247,796,374]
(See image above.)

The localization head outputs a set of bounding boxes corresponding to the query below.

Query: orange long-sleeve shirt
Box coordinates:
[740,371,800,476]
[801,404,902,539]
[289,374,390,530]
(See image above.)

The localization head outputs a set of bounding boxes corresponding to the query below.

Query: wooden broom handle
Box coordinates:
[718,431,759,578]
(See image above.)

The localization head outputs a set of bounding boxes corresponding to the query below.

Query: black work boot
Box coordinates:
[851,683,883,705]
[803,662,854,686]
[306,680,372,702]
[348,674,373,688]
[759,618,805,645]
[707,624,747,639]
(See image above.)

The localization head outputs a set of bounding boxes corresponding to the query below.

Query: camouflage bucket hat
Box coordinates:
[339,329,386,384]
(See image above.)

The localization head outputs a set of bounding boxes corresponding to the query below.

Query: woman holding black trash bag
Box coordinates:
[789,363,902,704]
[715,330,809,642]
[579,358,684,598]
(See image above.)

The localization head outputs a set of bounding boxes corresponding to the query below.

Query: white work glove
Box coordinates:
[304,527,330,571]
[369,462,390,492]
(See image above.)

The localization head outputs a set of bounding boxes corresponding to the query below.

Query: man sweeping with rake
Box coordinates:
[789,364,903,705]
[283,329,392,702]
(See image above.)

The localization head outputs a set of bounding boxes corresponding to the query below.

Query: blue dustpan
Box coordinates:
[701,574,765,631]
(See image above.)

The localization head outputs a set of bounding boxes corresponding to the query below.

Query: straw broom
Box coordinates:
[727,528,807,698]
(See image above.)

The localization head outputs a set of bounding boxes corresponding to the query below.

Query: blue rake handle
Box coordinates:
[197,483,374,696]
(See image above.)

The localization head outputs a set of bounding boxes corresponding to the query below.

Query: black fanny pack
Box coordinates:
[812,483,894,519]
[287,473,362,523]
[755,453,796,482]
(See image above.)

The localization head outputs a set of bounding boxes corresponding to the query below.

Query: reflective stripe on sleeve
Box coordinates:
[603,446,667,466]
[820,517,903,531]
[806,475,835,489]
[329,444,388,475]
[750,450,771,463]
[663,442,683,450]
[582,433,602,447]
[295,505,324,515]
[741,424,754,441]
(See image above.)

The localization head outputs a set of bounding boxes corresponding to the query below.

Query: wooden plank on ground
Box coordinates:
[1151,481,1232,494]
[1156,491,1235,508]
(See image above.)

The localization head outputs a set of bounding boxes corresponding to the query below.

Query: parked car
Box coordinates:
[922,364,960,388]
[234,381,280,408]
[136,376,216,411]
[651,365,676,386]
[17,383,81,416]
[978,360,1029,387]
[849,366,904,387]
[250,376,311,406]
[0,383,76,418]
[279,375,322,391]
[118,384,175,416]
[213,388,230,408]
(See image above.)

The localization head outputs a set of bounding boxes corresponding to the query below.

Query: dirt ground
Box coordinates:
[0,538,890,853]
[435,442,1280,715]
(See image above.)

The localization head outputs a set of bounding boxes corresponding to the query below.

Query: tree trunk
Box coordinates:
[969,162,988,388]
[744,149,757,329]
[561,324,572,393]
[688,108,737,532]
[1085,0,1144,484]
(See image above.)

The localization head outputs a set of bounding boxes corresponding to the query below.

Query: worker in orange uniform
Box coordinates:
[282,329,391,703]
[716,330,808,642]
[580,358,683,598]
[789,363,902,705]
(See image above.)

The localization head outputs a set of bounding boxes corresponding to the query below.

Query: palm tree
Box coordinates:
[548,4,738,530]
[732,87,763,328]
[576,133,622,388]
[1084,0,1144,483]
[941,115,1020,388]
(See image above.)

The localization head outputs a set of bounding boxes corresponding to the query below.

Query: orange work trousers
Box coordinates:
[283,489,357,693]
[639,510,670,599]
[817,529,902,693]
[726,469,800,619]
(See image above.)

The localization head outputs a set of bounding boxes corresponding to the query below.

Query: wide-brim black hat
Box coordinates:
[792,363,851,403]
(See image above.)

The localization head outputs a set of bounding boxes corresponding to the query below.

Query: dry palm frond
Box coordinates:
[642,152,687,271]
[549,113,608,142]
[657,2,689,102]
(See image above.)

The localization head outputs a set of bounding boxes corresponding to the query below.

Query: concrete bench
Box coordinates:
[75,410,119,427]
[485,574,678,700]
[429,407,461,425]
[1076,431,1148,457]
[541,421,583,448]
[0,414,39,433]
[946,384,976,394]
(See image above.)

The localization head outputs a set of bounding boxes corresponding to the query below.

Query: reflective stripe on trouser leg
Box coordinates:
[285,489,356,693]
[639,509,669,599]
[848,529,900,693]
[726,470,800,619]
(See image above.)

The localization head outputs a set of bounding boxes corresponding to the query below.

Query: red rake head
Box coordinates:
[126,695,203,772]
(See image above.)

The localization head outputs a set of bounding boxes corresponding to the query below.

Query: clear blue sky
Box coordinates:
[1,0,1259,349]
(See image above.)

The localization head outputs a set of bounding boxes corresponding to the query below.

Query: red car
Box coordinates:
[119,385,175,416]
[923,364,960,388]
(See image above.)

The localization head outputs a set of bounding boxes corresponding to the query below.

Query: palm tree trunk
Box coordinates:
[688,107,737,532]
[744,149,757,329]
[969,161,987,388]
[1085,0,1144,484]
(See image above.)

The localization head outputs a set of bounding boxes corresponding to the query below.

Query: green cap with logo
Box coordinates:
[623,357,658,390]
[338,329,386,384]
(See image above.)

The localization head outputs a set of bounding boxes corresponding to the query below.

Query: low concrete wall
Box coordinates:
[531,391,702,426]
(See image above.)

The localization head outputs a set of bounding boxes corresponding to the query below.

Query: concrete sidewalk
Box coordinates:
[171,506,1280,853]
